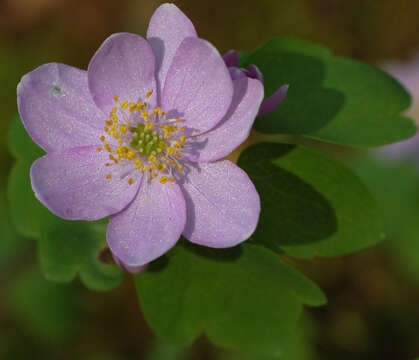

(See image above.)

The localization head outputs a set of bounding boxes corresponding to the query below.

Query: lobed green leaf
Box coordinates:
[136,241,325,356]
[238,143,383,258]
[243,37,416,147]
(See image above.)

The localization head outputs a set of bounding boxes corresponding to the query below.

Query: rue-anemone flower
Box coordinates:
[223,49,289,116]
[17,3,265,272]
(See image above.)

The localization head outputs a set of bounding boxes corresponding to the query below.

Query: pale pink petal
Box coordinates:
[162,37,233,134]
[113,254,148,274]
[17,63,106,152]
[88,33,157,114]
[181,160,260,248]
[107,179,186,267]
[30,146,141,221]
[185,77,264,162]
[147,3,197,98]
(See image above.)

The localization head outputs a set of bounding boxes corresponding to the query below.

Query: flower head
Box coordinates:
[17,3,264,271]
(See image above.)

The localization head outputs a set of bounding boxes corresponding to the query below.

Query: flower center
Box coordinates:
[97,90,186,185]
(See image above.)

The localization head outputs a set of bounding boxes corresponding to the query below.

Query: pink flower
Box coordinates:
[17,4,263,271]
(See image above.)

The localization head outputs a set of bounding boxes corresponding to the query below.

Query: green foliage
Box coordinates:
[0,179,24,268]
[8,116,123,290]
[8,268,78,342]
[243,37,416,147]
[238,143,383,258]
[352,155,419,281]
[136,241,325,356]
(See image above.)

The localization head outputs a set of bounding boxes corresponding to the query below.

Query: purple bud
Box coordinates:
[223,49,239,68]
[258,84,289,117]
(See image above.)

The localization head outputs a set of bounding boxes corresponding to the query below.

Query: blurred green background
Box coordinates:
[2,0,419,359]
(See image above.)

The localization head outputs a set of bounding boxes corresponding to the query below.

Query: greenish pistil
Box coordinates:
[129,124,165,157]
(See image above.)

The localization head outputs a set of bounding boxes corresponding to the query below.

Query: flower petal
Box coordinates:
[185,77,264,162]
[162,37,233,134]
[181,160,260,248]
[113,254,147,274]
[17,63,106,152]
[107,179,186,267]
[30,146,141,221]
[258,84,289,117]
[147,3,197,98]
[88,33,157,114]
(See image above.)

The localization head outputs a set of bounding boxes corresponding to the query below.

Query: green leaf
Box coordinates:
[39,216,123,291]
[243,37,416,147]
[0,178,25,268]
[8,160,49,238]
[136,241,325,356]
[8,116,123,290]
[238,143,383,258]
[8,115,44,161]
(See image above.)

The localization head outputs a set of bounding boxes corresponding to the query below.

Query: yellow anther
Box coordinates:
[169,177,175,183]
[180,136,186,144]
[134,159,142,169]
[100,135,105,142]
[104,144,112,152]
[106,174,112,179]
[109,155,118,163]
[152,107,162,116]
[178,166,183,173]
[158,140,167,149]
[121,100,128,109]
[145,122,153,130]
[176,118,182,123]
[160,176,168,184]
[97,147,102,152]
[111,106,117,113]
[179,127,185,132]
[105,120,112,126]
[113,95,119,103]
[120,124,127,135]
[127,151,136,160]
[128,178,133,185]
[146,89,153,99]
[129,102,135,112]
[167,147,175,155]
[105,163,110,166]
[104,127,109,132]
